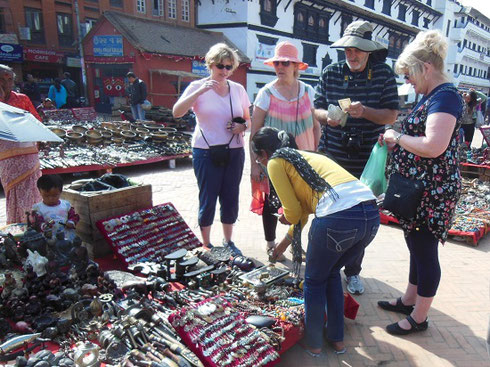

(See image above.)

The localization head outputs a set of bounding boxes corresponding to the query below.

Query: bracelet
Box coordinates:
[395,133,405,144]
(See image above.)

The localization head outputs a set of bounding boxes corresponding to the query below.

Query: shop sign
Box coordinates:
[93,35,123,57]
[24,47,64,63]
[66,57,82,68]
[0,34,19,44]
[191,61,209,77]
[0,43,23,62]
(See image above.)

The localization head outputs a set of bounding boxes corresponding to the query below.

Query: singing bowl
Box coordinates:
[50,128,66,138]
[120,130,137,139]
[72,125,88,134]
[66,132,84,142]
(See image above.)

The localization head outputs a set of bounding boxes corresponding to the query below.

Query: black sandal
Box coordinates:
[386,315,429,336]
[378,297,414,315]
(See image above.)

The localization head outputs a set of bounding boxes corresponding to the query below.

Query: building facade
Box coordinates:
[196,0,489,100]
[0,0,195,98]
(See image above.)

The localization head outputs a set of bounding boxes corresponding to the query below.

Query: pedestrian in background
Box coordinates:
[250,41,321,260]
[48,78,67,109]
[0,64,42,223]
[313,20,399,295]
[378,30,463,336]
[126,72,147,121]
[173,43,250,255]
[61,72,78,108]
[22,74,41,107]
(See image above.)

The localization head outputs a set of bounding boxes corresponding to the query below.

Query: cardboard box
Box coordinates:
[61,184,152,257]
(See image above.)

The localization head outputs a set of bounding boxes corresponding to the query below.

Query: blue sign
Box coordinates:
[93,35,123,57]
[192,61,209,77]
[0,43,23,62]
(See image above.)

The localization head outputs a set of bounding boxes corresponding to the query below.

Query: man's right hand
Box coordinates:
[327,118,341,127]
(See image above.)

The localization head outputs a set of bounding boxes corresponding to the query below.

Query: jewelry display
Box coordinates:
[169,296,280,367]
[97,203,202,266]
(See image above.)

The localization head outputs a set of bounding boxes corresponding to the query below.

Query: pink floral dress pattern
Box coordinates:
[391,85,463,243]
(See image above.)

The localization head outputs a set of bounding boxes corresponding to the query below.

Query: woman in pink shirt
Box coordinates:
[173,43,251,255]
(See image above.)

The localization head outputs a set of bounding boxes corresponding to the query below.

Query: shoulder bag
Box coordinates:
[200,81,235,167]
[383,172,424,220]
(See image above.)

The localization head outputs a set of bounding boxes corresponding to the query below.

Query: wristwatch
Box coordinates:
[395,133,405,144]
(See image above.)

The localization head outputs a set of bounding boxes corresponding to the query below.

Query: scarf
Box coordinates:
[270,148,338,277]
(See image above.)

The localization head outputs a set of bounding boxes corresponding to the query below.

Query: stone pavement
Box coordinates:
[0,133,489,366]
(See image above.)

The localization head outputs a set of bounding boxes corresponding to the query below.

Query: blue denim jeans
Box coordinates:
[131,103,145,120]
[304,201,380,348]
[192,147,245,227]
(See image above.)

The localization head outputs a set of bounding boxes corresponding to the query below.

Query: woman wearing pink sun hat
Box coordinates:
[250,41,321,260]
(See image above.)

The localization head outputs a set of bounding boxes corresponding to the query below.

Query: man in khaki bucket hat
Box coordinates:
[314,20,399,296]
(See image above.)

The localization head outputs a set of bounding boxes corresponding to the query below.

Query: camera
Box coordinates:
[341,128,363,158]
[227,117,246,130]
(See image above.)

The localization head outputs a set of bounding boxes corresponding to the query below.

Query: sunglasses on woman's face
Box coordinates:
[215,63,233,70]
[273,61,291,67]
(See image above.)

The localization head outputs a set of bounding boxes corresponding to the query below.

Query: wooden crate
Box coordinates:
[460,163,490,182]
[61,184,152,258]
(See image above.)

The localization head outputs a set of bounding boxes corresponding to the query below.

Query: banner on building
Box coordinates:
[0,34,19,44]
[66,57,82,68]
[255,42,275,62]
[24,47,64,63]
[191,61,209,77]
[0,43,23,62]
[102,77,125,96]
[93,35,124,57]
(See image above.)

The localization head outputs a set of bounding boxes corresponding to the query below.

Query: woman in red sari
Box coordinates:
[0,64,42,224]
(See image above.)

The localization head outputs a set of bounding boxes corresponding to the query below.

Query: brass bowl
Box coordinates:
[66,132,84,142]
[85,130,102,139]
[159,127,177,133]
[50,128,66,138]
[101,131,113,139]
[120,130,137,139]
[150,132,168,141]
[72,125,88,134]
[87,137,103,145]
[111,137,125,145]
[144,123,163,131]
[136,127,150,134]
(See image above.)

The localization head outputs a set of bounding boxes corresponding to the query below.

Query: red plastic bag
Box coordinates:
[344,292,360,320]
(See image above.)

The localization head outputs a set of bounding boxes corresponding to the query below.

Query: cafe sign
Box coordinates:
[24,47,64,63]
[0,43,23,62]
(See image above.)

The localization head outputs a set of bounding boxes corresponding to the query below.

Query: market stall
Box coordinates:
[40,110,192,175]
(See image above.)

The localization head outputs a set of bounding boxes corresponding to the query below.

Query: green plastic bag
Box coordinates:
[360,143,388,197]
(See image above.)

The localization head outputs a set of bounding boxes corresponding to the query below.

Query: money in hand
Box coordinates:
[338,98,352,112]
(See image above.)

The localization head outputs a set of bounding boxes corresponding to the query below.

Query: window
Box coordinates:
[398,4,406,21]
[84,18,97,35]
[388,32,409,59]
[57,13,73,47]
[25,8,46,44]
[0,8,5,33]
[110,0,123,6]
[302,43,317,67]
[426,0,431,5]
[293,3,329,43]
[423,17,430,28]
[337,49,345,63]
[459,64,463,73]
[463,39,467,48]
[412,10,419,26]
[453,64,457,73]
[469,66,472,76]
[446,20,451,37]
[152,0,164,16]
[260,0,278,27]
[341,15,352,36]
[182,0,189,21]
[168,0,176,19]
[137,0,146,13]
[364,0,374,9]
[382,0,391,15]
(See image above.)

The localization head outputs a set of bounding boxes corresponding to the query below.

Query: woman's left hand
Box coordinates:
[278,214,291,225]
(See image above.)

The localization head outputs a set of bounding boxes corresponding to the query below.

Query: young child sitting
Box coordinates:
[32,174,79,241]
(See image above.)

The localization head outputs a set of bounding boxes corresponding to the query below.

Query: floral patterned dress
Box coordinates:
[391,84,463,243]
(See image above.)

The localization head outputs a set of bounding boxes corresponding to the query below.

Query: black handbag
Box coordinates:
[383,172,425,220]
[200,81,236,167]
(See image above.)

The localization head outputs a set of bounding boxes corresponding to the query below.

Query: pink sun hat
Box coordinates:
[263,41,309,70]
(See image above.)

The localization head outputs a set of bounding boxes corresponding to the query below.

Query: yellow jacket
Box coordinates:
[267,151,357,236]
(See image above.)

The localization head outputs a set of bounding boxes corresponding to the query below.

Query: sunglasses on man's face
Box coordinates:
[215,63,233,70]
[273,61,291,67]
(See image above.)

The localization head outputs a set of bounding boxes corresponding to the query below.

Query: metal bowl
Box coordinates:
[72,125,88,134]
[136,127,150,134]
[150,132,168,141]
[50,128,66,138]
[111,137,125,145]
[85,130,102,139]
[120,130,137,139]
[144,123,163,130]
[66,132,84,142]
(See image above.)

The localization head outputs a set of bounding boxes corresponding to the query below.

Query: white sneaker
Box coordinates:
[346,275,365,295]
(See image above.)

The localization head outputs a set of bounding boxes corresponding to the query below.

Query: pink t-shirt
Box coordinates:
[183,79,251,149]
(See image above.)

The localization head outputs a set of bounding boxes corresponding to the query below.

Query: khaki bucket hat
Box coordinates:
[331,21,386,52]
